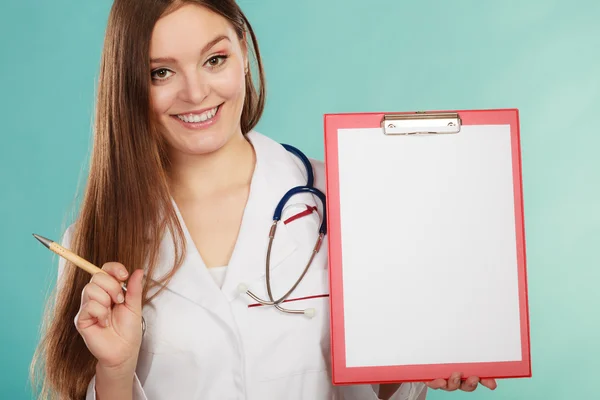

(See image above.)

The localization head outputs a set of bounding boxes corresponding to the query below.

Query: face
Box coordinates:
[149,4,248,156]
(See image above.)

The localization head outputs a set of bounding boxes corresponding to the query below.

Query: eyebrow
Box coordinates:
[150,35,230,64]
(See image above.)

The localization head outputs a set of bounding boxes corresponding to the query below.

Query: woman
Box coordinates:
[31,1,497,399]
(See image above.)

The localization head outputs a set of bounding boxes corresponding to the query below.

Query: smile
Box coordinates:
[176,105,220,123]
[171,104,223,129]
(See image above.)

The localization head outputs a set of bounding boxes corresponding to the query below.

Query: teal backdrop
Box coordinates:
[1,0,599,399]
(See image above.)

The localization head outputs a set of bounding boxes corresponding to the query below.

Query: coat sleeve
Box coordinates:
[57,226,150,400]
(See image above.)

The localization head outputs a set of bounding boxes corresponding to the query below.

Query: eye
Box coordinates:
[151,68,173,81]
[206,55,228,68]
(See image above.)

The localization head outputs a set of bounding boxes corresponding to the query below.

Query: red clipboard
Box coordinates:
[324,109,531,385]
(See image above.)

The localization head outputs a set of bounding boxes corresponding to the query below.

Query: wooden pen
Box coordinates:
[33,233,128,292]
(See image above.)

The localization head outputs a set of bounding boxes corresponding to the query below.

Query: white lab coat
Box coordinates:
[59,131,427,400]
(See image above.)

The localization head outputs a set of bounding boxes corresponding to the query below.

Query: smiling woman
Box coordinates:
[30,1,491,400]
[30,1,266,399]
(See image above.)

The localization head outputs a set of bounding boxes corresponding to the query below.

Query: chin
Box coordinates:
[168,124,241,157]
[174,132,230,156]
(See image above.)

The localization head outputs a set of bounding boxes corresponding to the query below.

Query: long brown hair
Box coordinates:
[30,1,266,398]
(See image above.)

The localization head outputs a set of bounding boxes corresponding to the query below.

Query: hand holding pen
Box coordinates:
[33,234,145,379]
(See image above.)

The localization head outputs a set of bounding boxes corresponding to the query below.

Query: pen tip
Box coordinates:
[33,233,53,249]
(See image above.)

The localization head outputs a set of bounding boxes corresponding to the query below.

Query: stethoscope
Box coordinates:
[237,144,327,318]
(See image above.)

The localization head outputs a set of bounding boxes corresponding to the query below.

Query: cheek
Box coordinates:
[151,85,178,115]
[212,66,246,100]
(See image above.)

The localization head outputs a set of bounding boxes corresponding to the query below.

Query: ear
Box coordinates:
[241,30,249,74]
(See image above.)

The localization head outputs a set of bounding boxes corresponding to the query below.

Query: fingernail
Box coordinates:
[454,378,460,385]
[120,270,128,278]
[117,293,125,303]
[105,318,110,327]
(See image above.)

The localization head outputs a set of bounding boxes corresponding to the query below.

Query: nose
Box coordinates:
[179,72,209,104]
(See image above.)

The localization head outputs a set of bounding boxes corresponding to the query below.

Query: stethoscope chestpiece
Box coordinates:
[237,282,317,319]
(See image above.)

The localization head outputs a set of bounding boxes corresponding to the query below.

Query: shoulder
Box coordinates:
[248,130,327,194]
[62,223,76,243]
[57,224,76,283]
[281,150,326,195]
[309,157,326,194]
[249,130,328,220]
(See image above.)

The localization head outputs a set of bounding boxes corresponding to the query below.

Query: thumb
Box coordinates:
[124,269,144,314]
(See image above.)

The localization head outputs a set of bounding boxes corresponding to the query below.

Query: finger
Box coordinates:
[101,262,129,281]
[480,378,497,390]
[81,282,112,308]
[124,269,144,314]
[445,372,462,391]
[76,300,110,329]
[425,379,448,390]
[460,376,480,392]
[90,271,125,305]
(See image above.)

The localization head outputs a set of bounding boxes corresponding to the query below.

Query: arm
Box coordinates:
[58,226,149,400]
[95,365,137,400]
[339,383,426,400]
[86,370,148,400]
[378,384,402,400]
[378,383,427,400]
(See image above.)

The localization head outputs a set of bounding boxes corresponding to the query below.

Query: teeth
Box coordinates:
[177,106,218,123]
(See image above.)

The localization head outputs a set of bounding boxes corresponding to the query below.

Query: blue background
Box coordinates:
[1,1,599,398]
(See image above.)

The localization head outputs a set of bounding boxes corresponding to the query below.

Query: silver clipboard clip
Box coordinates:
[382,112,461,135]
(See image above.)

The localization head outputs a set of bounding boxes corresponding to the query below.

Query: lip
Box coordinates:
[170,103,223,130]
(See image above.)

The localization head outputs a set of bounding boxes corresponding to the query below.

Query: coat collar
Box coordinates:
[148,131,313,312]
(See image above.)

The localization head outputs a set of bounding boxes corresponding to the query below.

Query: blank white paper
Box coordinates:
[336,125,523,367]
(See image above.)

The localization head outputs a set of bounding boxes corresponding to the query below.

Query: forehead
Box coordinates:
[150,4,236,56]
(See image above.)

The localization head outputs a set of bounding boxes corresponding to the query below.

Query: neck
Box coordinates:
[167,132,255,201]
